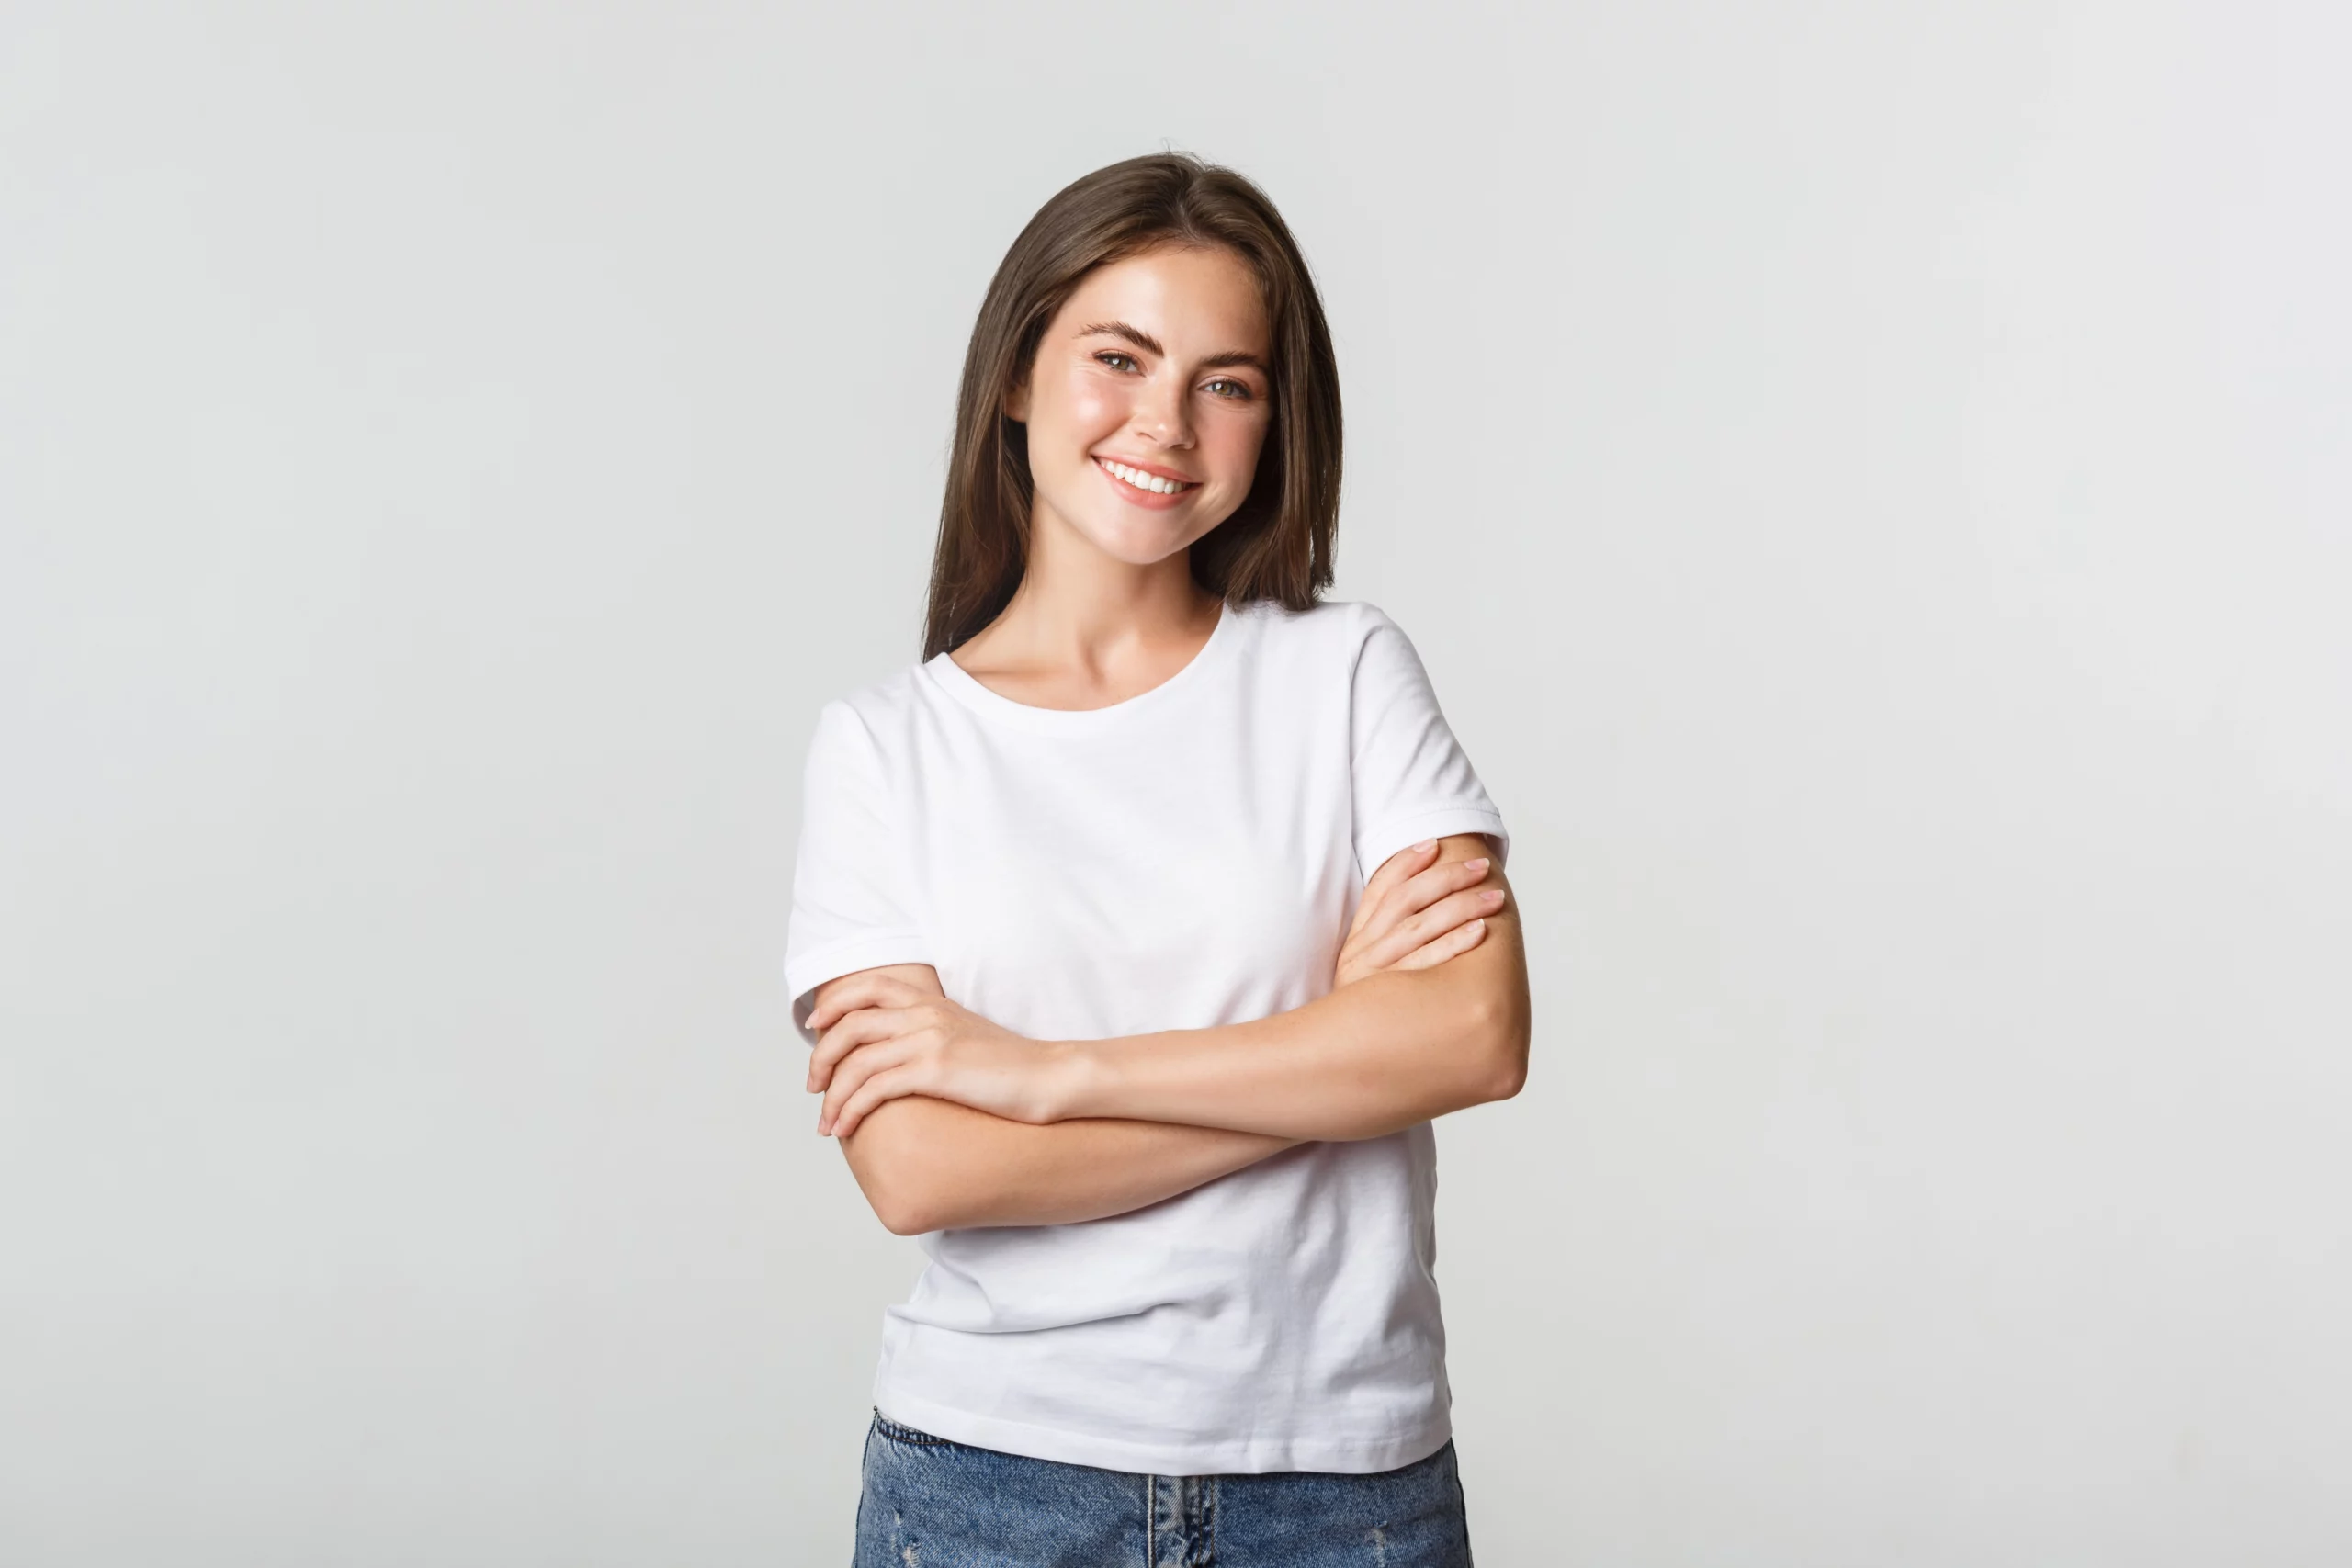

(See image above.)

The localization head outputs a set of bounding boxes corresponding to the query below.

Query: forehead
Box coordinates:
[1054,244,1271,350]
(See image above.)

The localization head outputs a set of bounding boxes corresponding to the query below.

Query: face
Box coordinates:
[1003,243,1275,567]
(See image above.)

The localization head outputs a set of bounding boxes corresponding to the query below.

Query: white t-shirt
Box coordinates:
[782,595,1510,1475]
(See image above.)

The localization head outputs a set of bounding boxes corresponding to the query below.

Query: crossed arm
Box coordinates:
[803,833,1530,1235]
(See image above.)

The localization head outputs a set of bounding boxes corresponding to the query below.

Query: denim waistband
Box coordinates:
[854,1407,1475,1566]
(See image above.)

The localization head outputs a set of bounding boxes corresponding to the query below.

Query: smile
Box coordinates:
[1093,456,1199,496]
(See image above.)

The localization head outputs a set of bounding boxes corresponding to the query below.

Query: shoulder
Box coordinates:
[804,661,933,767]
[1234,595,1401,657]
[823,661,928,726]
[1274,596,1426,678]
[1227,598,1434,705]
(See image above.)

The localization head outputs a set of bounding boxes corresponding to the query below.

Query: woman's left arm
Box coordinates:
[810,833,1530,1143]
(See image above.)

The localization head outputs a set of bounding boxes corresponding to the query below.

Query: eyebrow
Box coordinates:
[1079,321,1271,378]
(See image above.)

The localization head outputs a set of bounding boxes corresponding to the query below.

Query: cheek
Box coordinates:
[1037,370,1127,450]
[1207,409,1274,481]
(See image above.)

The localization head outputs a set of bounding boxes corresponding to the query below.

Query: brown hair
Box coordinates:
[921,152,1342,660]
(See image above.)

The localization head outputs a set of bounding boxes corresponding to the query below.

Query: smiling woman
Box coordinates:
[784,152,1521,1568]
[1001,244,1272,539]
[922,154,1342,661]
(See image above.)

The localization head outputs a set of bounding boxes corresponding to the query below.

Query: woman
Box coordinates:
[786,152,1528,1566]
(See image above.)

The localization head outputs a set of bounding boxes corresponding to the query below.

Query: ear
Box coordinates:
[1001,378,1030,423]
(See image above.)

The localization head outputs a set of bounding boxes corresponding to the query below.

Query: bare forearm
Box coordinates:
[1058,940,1531,1143]
[840,1094,1300,1235]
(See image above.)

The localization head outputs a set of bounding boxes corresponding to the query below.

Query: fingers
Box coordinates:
[1336,841,1504,988]
[1359,852,1493,944]
[1350,838,1442,937]
[1388,912,1490,972]
[808,1000,931,1092]
[1357,879,1508,973]
[819,1036,917,1134]
[806,970,922,1037]
[828,1063,917,1141]
[1412,854,1492,909]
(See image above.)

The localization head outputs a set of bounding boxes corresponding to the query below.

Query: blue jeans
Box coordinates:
[854,1408,1475,1566]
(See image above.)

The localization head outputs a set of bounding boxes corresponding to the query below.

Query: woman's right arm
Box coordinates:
[815,840,1490,1235]
[830,1014,1299,1235]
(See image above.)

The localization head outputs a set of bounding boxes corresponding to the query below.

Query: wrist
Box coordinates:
[1042,1037,1108,1122]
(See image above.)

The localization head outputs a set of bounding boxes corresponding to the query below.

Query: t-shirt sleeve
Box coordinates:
[1349,604,1511,884]
[782,699,934,1047]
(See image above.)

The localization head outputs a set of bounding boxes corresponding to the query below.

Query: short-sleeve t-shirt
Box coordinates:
[783,595,1510,1475]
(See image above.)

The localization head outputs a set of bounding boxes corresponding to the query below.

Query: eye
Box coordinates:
[1204,378,1254,401]
[1094,351,1141,372]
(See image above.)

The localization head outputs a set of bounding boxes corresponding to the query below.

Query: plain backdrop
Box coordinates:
[4,2,2346,1563]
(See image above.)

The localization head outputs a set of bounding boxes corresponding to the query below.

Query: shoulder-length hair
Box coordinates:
[922,152,1342,660]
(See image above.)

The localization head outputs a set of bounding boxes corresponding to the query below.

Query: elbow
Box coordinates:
[1469,992,1532,1105]
[1482,1047,1528,1105]
[865,1168,937,1236]
[1487,1053,1528,1103]
[841,1113,956,1235]
[866,1156,959,1236]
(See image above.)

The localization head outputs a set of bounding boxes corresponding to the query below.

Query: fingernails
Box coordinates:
[1413,838,1437,852]
[1465,857,1489,874]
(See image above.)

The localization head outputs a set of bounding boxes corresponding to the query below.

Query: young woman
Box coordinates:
[786,152,1529,1567]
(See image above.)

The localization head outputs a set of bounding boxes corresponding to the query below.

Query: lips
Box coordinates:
[1093,456,1199,496]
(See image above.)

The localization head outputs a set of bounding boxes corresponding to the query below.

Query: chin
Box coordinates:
[1038,479,1192,562]
[1079,517,1193,567]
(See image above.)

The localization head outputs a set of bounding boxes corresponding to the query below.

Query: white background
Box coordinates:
[5,2,2346,1562]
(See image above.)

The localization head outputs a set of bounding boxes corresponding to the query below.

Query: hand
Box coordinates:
[805,971,1069,1140]
[1333,836,1506,990]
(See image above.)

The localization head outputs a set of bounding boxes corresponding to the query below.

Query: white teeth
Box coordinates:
[1103,458,1184,494]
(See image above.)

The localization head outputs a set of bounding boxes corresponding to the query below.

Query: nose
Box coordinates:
[1130,369,1194,449]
